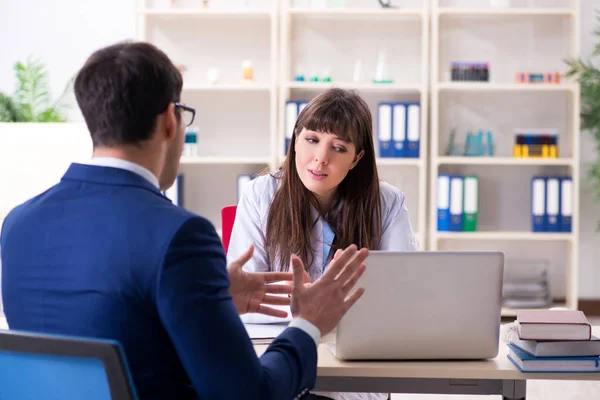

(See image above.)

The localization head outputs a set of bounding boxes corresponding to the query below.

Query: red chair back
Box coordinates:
[221,205,237,254]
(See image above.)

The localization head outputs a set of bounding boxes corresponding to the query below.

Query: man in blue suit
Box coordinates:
[0,41,368,400]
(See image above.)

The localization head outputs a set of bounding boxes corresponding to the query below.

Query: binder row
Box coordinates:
[437,174,479,232]
[377,102,421,158]
[531,176,572,232]
[162,174,256,207]
[163,174,184,207]
[285,100,309,152]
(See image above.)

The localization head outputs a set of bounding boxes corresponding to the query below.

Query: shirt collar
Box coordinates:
[87,157,160,189]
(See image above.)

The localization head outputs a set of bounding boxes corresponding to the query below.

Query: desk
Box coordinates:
[255,326,600,400]
[0,317,6,330]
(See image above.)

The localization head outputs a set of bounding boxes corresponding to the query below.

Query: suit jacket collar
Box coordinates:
[61,163,164,196]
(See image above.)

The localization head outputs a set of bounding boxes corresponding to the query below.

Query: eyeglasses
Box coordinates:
[174,102,196,127]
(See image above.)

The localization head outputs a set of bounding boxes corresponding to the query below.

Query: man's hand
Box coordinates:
[227,245,294,318]
[290,244,368,336]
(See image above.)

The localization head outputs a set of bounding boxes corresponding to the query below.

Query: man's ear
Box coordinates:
[160,103,178,140]
[350,150,364,169]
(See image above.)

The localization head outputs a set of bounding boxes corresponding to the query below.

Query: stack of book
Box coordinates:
[507,310,600,373]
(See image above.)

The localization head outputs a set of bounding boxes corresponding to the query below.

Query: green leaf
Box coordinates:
[13,56,55,121]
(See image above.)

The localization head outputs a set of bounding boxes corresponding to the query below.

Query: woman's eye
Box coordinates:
[334,147,347,153]
[306,138,317,144]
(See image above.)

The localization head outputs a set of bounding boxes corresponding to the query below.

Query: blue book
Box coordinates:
[546,177,560,232]
[377,103,394,158]
[448,175,464,232]
[437,174,451,231]
[285,101,299,153]
[531,176,547,232]
[163,174,183,207]
[406,103,420,158]
[559,177,573,232]
[392,103,406,158]
[507,344,600,373]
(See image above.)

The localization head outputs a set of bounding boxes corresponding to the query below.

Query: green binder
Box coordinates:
[463,175,479,231]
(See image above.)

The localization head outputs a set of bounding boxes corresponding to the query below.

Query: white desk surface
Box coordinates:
[0,317,6,330]
[255,326,600,382]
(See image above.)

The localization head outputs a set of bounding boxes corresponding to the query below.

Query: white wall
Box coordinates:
[0,0,599,298]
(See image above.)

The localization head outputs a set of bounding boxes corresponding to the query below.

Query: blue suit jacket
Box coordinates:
[1,163,317,400]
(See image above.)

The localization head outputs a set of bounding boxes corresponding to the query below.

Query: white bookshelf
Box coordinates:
[437,82,578,92]
[429,0,581,316]
[138,8,272,17]
[437,7,575,16]
[287,8,424,17]
[285,81,423,92]
[135,0,278,232]
[279,0,429,248]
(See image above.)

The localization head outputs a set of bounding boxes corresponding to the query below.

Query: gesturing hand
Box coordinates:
[227,245,294,318]
[290,244,368,336]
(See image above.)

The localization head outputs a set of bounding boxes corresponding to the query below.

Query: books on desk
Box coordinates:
[507,309,600,373]
[511,335,600,358]
[507,344,600,373]
[516,310,591,341]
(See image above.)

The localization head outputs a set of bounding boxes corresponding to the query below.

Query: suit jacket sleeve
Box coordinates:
[156,216,316,400]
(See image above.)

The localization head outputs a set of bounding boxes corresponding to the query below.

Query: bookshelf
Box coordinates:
[135,0,583,315]
[279,0,429,248]
[429,0,581,316]
[135,0,278,233]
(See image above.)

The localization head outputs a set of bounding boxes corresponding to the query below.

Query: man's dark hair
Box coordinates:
[74,41,183,147]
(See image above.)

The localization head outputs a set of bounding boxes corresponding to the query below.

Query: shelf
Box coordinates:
[501,302,568,318]
[287,8,424,18]
[437,82,577,92]
[376,158,422,167]
[437,7,574,17]
[435,231,573,241]
[183,83,273,92]
[138,8,271,17]
[180,156,272,165]
[286,81,423,92]
[436,157,575,167]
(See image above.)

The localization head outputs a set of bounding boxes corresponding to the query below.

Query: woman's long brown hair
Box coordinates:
[265,88,382,272]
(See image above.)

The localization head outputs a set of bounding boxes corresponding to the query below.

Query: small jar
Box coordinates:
[184,128,198,157]
[241,60,254,82]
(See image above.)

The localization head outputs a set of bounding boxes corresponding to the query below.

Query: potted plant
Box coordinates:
[0,56,72,122]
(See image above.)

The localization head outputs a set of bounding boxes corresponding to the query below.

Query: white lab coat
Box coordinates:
[227,173,419,400]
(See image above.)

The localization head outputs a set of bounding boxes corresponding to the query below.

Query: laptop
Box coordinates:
[330,250,504,361]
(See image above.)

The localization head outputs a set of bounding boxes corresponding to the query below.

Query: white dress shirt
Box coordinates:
[227,172,419,400]
[87,157,160,189]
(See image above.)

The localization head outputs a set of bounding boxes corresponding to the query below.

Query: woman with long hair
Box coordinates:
[227,88,418,400]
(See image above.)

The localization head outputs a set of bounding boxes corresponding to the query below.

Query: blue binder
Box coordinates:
[448,175,464,232]
[285,101,299,153]
[377,103,394,158]
[559,177,573,232]
[406,103,420,158]
[162,174,183,207]
[531,176,547,232]
[437,174,451,231]
[392,103,406,158]
[546,177,560,232]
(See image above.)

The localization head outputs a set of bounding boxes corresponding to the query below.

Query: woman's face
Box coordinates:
[294,128,363,208]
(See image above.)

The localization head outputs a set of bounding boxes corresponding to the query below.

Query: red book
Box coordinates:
[516,310,592,341]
